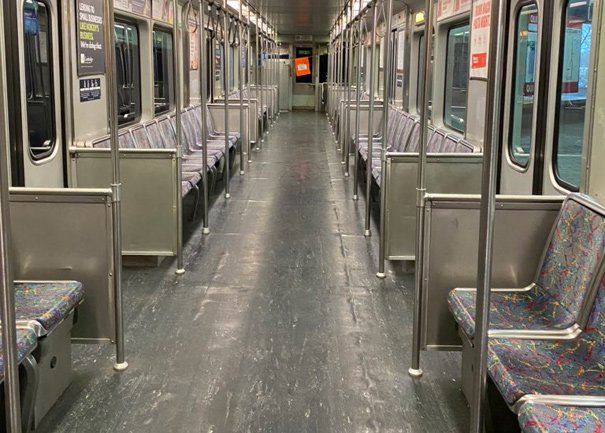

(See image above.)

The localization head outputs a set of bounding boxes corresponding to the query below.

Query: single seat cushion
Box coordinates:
[448,287,578,338]
[0,328,37,382]
[488,276,605,406]
[15,281,83,333]
[518,403,605,433]
[448,195,605,338]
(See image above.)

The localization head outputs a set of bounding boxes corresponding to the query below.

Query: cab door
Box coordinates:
[16,0,65,187]
[499,0,545,194]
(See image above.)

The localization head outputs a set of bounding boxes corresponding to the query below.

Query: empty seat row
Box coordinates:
[447,194,605,432]
[518,402,604,433]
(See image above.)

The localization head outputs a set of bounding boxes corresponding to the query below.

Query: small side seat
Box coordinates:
[448,193,605,339]
[518,402,605,433]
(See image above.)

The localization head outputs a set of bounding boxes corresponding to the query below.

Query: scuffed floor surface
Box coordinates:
[38,112,469,433]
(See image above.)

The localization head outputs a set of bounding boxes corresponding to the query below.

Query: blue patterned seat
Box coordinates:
[487,274,605,408]
[0,328,37,382]
[15,281,84,335]
[448,194,605,338]
[518,403,605,433]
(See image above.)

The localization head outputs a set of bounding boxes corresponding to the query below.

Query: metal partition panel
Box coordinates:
[421,195,564,350]
[384,154,484,260]
[9,188,116,342]
[207,104,251,146]
[212,100,258,143]
[70,150,178,256]
[348,104,384,149]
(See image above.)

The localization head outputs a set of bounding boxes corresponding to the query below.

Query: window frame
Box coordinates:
[443,21,470,134]
[152,25,175,116]
[114,18,142,127]
[22,0,58,162]
[551,0,593,192]
[507,1,540,170]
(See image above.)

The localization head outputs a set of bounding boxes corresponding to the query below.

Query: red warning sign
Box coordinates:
[294,57,311,77]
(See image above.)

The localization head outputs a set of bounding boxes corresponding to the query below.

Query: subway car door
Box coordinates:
[13,0,65,187]
[499,0,545,194]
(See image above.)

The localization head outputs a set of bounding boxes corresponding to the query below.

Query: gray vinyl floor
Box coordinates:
[39,111,470,433]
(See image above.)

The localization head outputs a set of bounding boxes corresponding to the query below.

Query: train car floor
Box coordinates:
[38,111,469,433]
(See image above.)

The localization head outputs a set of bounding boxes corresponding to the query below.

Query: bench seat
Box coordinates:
[448,194,605,339]
[15,281,83,336]
[518,403,605,433]
[488,272,605,409]
[0,328,37,382]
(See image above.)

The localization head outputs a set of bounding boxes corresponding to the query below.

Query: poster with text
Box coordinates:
[76,0,105,76]
[153,0,174,25]
[114,0,151,17]
[437,0,471,21]
[189,19,199,70]
[470,0,491,79]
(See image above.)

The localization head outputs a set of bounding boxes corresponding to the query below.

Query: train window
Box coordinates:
[554,0,593,190]
[115,20,141,126]
[509,4,539,167]
[152,28,174,115]
[417,34,433,119]
[23,0,56,160]
[394,29,405,108]
[444,23,470,133]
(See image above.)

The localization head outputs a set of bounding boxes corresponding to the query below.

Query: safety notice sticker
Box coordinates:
[470,0,491,79]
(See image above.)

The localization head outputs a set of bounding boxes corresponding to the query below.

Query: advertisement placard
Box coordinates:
[76,0,105,76]
[470,0,491,79]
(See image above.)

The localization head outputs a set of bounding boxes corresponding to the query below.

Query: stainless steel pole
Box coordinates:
[364,1,378,238]
[174,0,186,275]
[246,5,252,161]
[470,0,506,431]
[258,23,265,144]
[238,3,245,175]
[0,5,23,428]
[377,0,392,279]
[352,2,364,201]
[344,6,355,177]
[104,0,129,370]
[409,0,434,379]
[222,4,231,198]
[340,26,349,158]
[200,0,210,236]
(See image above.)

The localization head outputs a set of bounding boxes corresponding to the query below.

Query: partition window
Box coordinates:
[554,0,593,190]
[23,0,56,160]
[115,20,141,125]
[444,23,470,133]
[509,4,539,168]
[417,34,433,119]
[394,29,405,108]
[153,28,174,115]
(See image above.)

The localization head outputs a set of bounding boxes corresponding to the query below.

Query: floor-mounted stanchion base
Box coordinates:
[364,230,371,237]
[113,362,129,372]
[344,172,350,177]
[376,272,386,279]
[353,194,359,201]
[248,159,253,163]
[176,268,186,275]
[202,227,210,235]
[341,161,345,165]
[240,170,245,176]
[225,193,231,199]
[408,368,423,378]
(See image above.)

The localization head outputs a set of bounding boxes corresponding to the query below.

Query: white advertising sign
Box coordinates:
[469,0,491,79]
[437,0,471,21]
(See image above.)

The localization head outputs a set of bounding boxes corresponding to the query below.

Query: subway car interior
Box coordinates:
[0,0,603,431]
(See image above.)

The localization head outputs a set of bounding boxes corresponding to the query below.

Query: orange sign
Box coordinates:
[294,57,311,77]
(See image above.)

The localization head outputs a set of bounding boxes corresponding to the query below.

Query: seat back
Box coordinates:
[404,121,421,153]
[537,194,605,327]
[131,125,151,149]
[157,117,176,149]
[145,121,164,149]
[118,131,135,149]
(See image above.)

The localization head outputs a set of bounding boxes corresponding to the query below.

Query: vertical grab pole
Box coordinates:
[246,5,253,161]
[470,0,506,431]
[258,20,265,144]
[276,36,281,119]
[174,0,186,275]
[0,4,23,428]
[364,0,378,238]
[200,0,210,235]
[345,4,355,177]
[104,0,129,370]
[238,2,245,175]
[352,1,364,201]
[409,0,434,378]
[340,25,349,158]
[377,0,393,279]
[222,3,231,198]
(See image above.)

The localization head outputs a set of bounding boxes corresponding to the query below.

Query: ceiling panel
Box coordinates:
[248,0,343,36]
